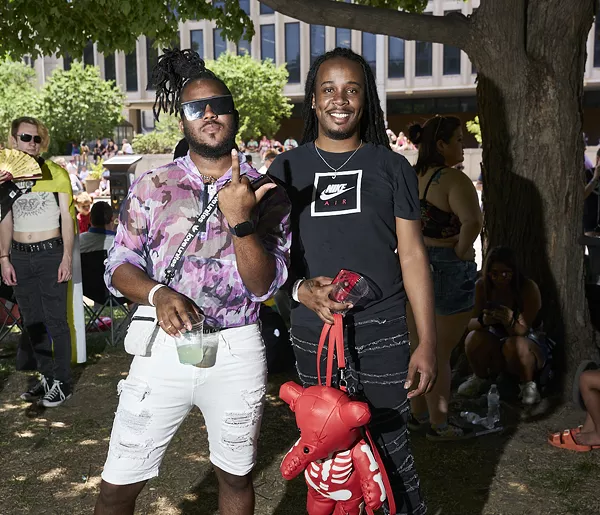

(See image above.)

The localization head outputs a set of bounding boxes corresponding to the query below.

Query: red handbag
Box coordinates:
[280,303,396,515]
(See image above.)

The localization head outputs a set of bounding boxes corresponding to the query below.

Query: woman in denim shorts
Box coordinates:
[406,116,483,440]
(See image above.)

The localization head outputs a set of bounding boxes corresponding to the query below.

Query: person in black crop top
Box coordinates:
[405,116,482,441]
[270,48,435,515]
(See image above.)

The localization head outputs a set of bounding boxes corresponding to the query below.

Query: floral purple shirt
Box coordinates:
[105,153,291,328]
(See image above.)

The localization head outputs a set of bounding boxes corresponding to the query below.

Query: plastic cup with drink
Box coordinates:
[174,312,219,368]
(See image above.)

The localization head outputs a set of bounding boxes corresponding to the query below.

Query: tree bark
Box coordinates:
[263,0,600,389]
[476,0,598,386]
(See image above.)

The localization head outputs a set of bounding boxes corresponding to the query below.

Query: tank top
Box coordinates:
[420,167,461,239]
[12,191,61,232]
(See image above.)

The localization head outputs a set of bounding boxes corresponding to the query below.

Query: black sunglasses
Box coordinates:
[180,95,235,121]
[19,133,42,144]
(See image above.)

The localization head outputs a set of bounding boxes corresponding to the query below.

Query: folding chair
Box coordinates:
[81,250,132,346]
[0,282,23,344]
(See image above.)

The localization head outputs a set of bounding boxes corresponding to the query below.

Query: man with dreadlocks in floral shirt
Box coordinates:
[94,49,291,515]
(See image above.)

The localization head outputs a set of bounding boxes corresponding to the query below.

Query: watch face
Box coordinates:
[231,220,255,237]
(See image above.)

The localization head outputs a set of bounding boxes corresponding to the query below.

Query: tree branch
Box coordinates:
[261,0,471,49]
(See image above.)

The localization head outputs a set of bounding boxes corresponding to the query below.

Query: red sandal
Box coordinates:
[547,428,600,452]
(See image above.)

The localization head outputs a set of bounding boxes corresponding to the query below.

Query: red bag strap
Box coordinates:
[364,427,396,515]
[316,313,345,387]
[317,314,395,513]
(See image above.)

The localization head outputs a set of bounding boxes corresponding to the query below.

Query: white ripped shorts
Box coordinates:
[101,324,267,485]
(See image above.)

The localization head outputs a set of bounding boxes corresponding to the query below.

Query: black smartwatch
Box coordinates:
[229,220,255,237]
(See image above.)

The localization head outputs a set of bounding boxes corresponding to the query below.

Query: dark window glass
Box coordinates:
[191,30,204,58]
[443,45,461,75]
[388,37,405,78]
[436,97,459,112]
[237,29,251,56]
[63,53,72,71]
[83,41,94,67]
[362,32,376,77]
[443,11,461,75]
[310,25,325,65]
[285,22,301,83]
[213,28,227,59]
[104,53,116,83]
[261,24,275,61]
[260,3,274,14]
[239,0,250,14]
[595,13,600,67]
[125,51,138,91]
[146,38,158,90]
[336,28,351,49]
[415,41,432,77]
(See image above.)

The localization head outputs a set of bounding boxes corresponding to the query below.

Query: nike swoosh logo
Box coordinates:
[320,187,355,201]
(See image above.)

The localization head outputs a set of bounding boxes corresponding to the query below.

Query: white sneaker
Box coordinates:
[457,374,487,398]
[519,381,541,405]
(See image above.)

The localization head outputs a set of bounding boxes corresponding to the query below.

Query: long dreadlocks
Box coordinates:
[300,47,389,149]
[151,48,232,121]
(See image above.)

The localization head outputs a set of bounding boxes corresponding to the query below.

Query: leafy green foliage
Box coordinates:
[0,0,432,61]
[207,53,292,140]
[0,0,251,60]
[40,63,124,153]
[466,116,482,145]
[132,115,182,154]
[0,59,42,144]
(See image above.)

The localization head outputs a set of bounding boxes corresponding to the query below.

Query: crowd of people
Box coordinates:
[0,44,596,515]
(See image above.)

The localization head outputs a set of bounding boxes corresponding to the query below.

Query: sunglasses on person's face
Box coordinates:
[180,95,235,121]
[19,133,42,144]
[489,270,513,280]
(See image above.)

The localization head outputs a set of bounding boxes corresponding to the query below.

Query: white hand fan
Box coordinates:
[0,149,43,180]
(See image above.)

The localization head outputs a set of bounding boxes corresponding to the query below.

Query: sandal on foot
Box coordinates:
[547,428,600,452]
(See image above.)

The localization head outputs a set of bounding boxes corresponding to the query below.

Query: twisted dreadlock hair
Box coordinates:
[300,47,389,149]
[151,48,233,121]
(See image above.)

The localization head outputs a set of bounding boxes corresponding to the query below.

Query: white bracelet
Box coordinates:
[292,279,305,302]
[148,284,166,307]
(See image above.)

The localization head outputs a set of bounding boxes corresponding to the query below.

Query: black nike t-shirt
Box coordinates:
[269,142,420,328]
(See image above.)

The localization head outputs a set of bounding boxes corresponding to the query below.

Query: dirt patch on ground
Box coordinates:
[0,338,599,515]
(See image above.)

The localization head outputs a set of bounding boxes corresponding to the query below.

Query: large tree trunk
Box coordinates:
[474,0,598,387]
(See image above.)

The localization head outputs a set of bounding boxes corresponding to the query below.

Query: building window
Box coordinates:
[362,32,376,77]
[146,38,158,90]
[190,30,204,58]
[237,29,251,56]
[83,41,94,67]
[213,28,227,59]
[415,41,432,77]
[260,3,274,14]
[336,28,351,49]
[310,25,325,65]
[63,53,72,71]
[595,13,600,67]
[104,53,116,83]
[388,37,405,78]
[125,51,138,91]
[239,0,250,14]
[443,11,461,75]
[285,22,301,83]
[261,24,275,62]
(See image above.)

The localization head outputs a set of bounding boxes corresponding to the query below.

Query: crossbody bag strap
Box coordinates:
[163,191,220,286]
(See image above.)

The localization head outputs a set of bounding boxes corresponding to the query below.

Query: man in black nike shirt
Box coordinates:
[269,48,436,515]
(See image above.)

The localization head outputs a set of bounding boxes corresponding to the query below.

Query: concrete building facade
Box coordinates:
[29,0,600,145]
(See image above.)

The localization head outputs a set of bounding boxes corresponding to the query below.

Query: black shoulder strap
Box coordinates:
[422,167,446,201]
[163,191,219,286]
